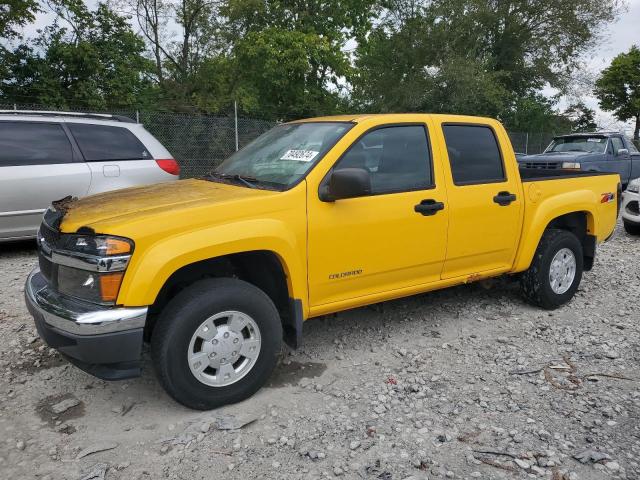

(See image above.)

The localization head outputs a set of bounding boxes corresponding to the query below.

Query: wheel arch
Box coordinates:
[144,250,303,349]
[515,208,597,272]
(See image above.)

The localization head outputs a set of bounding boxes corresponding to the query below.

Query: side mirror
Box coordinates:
[319,168,371,202]
[617,148,629,156]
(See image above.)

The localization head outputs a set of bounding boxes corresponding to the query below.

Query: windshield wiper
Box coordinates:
[206,172,258,189]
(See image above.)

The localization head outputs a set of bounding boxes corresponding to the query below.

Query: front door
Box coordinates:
[437,123,523,279]
[307,123,449,307]
[608,137,631,185]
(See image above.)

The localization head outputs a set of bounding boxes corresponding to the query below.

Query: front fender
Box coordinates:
[512,188,598,272]
[116,218,306,310]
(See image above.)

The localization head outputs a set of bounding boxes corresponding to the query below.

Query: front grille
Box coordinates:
[39,222,60,246]
[524,162,559,169]
[39,253,55,284]
[626,200,639,215]
[38,220,60,287]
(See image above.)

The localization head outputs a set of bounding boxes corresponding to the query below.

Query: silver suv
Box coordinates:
[0,111,179,242]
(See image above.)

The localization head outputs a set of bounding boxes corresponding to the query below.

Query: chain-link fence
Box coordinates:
[137,112,274,178]
[1,103,567,176]
[507,132,556,155]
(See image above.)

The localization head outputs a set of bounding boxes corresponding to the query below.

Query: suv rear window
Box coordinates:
[443,124,505,185]
[0,122,73,166]
[68,124,150,161]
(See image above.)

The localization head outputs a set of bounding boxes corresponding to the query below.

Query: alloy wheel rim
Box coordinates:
[548,247,576,295]
[187,311,261,387]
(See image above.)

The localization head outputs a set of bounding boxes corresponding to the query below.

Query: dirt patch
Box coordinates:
[268,360,327,388]
[14,341,65,374]
[35,393,85,427]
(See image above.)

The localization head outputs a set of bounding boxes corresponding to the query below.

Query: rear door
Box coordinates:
[0,121,91,239]
[437,122,523,279]
[66,123,166,194]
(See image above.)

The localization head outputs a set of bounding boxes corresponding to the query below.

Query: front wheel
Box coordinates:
[623,220,640,236]
[151,278,282,410]
[520,229,583,309]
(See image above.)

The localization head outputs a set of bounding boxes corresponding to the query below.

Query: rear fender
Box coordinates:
[513,190,598,272]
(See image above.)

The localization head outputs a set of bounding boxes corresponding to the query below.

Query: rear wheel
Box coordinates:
[623,220,640,236]
[520,229,583,309]
[151,278,282,410]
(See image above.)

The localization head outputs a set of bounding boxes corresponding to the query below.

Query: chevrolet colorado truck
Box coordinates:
[25,114,620,410]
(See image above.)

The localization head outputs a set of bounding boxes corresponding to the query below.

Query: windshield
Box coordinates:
[211,122,353,189]
[546,136,607,154]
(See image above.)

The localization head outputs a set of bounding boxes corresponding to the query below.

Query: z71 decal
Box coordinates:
[600,192,616,203]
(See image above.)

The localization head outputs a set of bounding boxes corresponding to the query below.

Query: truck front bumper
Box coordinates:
[25,269,148,380]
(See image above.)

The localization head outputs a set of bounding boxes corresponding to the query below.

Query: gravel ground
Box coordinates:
[0,223,639,480]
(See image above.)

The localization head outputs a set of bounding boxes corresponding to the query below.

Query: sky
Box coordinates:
[22,0,640,133]
[566,0,640,134]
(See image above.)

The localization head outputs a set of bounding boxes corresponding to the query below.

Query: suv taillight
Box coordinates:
[156,158,180,176]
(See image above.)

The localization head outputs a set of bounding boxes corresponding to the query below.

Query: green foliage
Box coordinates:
[232,29,349,119]
[563,102,598,132]
[0,0,39,40]
[595,45,640,139]
[0,0,627,133]
[1,1,153,109]
[499,94,571,133]
[351,0,620,132]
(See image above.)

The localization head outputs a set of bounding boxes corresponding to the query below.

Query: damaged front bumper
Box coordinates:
[25,269,148,380]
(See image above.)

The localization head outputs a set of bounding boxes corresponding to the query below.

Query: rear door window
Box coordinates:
[68,124,150,161]
[443,125,505,185]
[0,122,73,166]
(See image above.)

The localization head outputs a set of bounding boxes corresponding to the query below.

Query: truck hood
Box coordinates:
[60,179,275,233]
[518,151,600,163]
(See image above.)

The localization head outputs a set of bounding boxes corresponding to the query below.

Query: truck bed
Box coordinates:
[519,167,617,182]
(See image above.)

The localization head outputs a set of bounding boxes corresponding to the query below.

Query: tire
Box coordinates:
[520,229,583,310]
[623,220,640,236]
[151,278,282,410]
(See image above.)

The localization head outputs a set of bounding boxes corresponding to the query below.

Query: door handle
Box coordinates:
[493,191,517,206]
[414,199,445,216]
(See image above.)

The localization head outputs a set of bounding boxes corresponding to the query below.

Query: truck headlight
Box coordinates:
[627,182,640,193]
[57,235,133,256]
[57,267,125,304]
[561,162,581,169]
[43,233,134,305]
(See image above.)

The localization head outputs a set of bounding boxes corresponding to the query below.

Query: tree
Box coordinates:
[352,0,622,124]
[114,0,225,86]
[1,1,153,109]
[595,45,640,141]
[563,102,598,132]
[0,0,40,83]
[500,94,573,134]
[232,28,349,119]
[0,0,39,40]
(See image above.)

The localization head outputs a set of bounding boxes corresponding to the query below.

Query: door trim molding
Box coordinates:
[0,208,46,218]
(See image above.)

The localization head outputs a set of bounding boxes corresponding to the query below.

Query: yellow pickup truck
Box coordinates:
[25,114,620,409]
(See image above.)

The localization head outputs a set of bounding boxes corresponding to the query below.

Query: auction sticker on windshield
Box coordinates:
[280,149,319,162]
[587,138,604,142]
